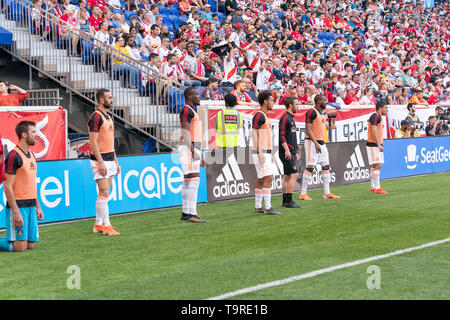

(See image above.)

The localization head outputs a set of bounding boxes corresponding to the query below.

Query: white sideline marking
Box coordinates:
[207,237,450,300]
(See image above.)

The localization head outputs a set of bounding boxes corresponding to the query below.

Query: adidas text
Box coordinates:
[213,181,250,198]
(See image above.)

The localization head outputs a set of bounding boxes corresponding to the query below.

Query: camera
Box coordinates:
[327,113,337,119]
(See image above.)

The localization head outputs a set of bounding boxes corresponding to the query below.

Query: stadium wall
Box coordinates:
[0,137,448,227]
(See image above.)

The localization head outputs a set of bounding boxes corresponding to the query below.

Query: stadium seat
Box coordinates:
[208,0,217,12]
[167,6,179,16]
[124,10,137,20]
[111,9,124,15]
[159,6,169,16]
[167,87,185,113]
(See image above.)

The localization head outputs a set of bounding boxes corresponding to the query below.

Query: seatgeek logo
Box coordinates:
[344,145,370,181]
[405,144,450,170]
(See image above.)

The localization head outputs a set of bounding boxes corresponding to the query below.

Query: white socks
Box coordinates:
[255,189,263,208]
[370,168,375,189]
[373,170,380,189]
[301,170,312,195]
[262,188,271,209]
[96,196,110,226]
[182,177,200,215]
[322,170,330,194]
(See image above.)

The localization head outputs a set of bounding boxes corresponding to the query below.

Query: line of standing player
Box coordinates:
[0,89,388,250]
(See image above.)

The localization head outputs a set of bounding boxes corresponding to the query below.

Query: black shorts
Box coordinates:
[280,155,298,175]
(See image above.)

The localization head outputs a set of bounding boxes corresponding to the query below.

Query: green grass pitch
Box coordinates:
[0,172,449,300]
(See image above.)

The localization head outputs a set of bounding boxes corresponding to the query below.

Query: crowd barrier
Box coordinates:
[0,153,208,228]
[0,137,448,227]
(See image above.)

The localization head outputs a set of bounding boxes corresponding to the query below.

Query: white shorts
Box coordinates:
[304,139,329,168]
[366,146,384,165]
[178,144,201,175]
[252,152,275,179]
[90,160,118,180]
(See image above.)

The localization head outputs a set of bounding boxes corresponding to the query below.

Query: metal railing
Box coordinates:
[0,0,186,151]
[21,88,62,106]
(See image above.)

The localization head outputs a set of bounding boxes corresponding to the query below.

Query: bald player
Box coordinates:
[300,94,340,201]
[179,87,206,223]
[88,89,121,236]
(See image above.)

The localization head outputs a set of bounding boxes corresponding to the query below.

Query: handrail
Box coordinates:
[1,0,186,152]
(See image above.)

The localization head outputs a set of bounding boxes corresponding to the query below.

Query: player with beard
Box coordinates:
[300,94,340,201]
[88,89,121,236]
[252,90,280,215]
[279,96,301,208]
[0,121,44,252]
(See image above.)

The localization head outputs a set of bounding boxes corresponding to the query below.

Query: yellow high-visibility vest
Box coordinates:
[214,108,243,148]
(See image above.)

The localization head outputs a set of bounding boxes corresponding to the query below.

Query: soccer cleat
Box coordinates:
[374,188,388,194]
[93,224,104,234]
[299,194,312,201]
[102,225,120,236]
[254,207,265,213]
[370,188,375,193]
[323,193,341,199]
[187,215,206,223]
[284,201,302,208]
[264,208,280,215]
[180,213,191,221]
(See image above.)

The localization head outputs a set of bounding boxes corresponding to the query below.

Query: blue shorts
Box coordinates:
[5,207,39,242]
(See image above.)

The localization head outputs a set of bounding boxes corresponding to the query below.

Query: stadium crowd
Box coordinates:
[21,0,450,105]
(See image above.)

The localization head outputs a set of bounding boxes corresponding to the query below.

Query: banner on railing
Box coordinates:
[0,108,66,160]
[205,107,382,149]
[0,153,208,228]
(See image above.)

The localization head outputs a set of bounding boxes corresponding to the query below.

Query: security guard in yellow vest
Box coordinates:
[214,93,243,163]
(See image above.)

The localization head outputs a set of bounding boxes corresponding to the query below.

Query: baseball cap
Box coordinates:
[202,20,211,25]
[196,49,204,56]
[209,52,219,58]
[233,23,243,29]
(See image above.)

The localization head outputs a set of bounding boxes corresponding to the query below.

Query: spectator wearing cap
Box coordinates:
[199,20,212,40]
[207,52,223,81]
[344,85,359,105]
[231,7,244,25]
[0,81,28,106]
[202,77,223,101]
[408,89,427,105]
[395,119,413,138]
[201,4,213,23]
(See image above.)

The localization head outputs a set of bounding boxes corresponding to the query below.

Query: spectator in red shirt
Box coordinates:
[344,87,359,105]
[88,5,103,33]
[0,81,28,106]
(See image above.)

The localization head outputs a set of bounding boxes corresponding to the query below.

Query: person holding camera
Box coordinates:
[405,103,421,137]
[425,116,442,137]
[395,119,412,138]
[0,81,28,107]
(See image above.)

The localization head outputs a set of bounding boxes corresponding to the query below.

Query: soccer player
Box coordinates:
[279,96,301,208]
[0,121,44,252]
[300,94,340,201]
[367,101,388,194]
[179,87,206,223]
[88,89,121,236]
[252,90,280,215]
